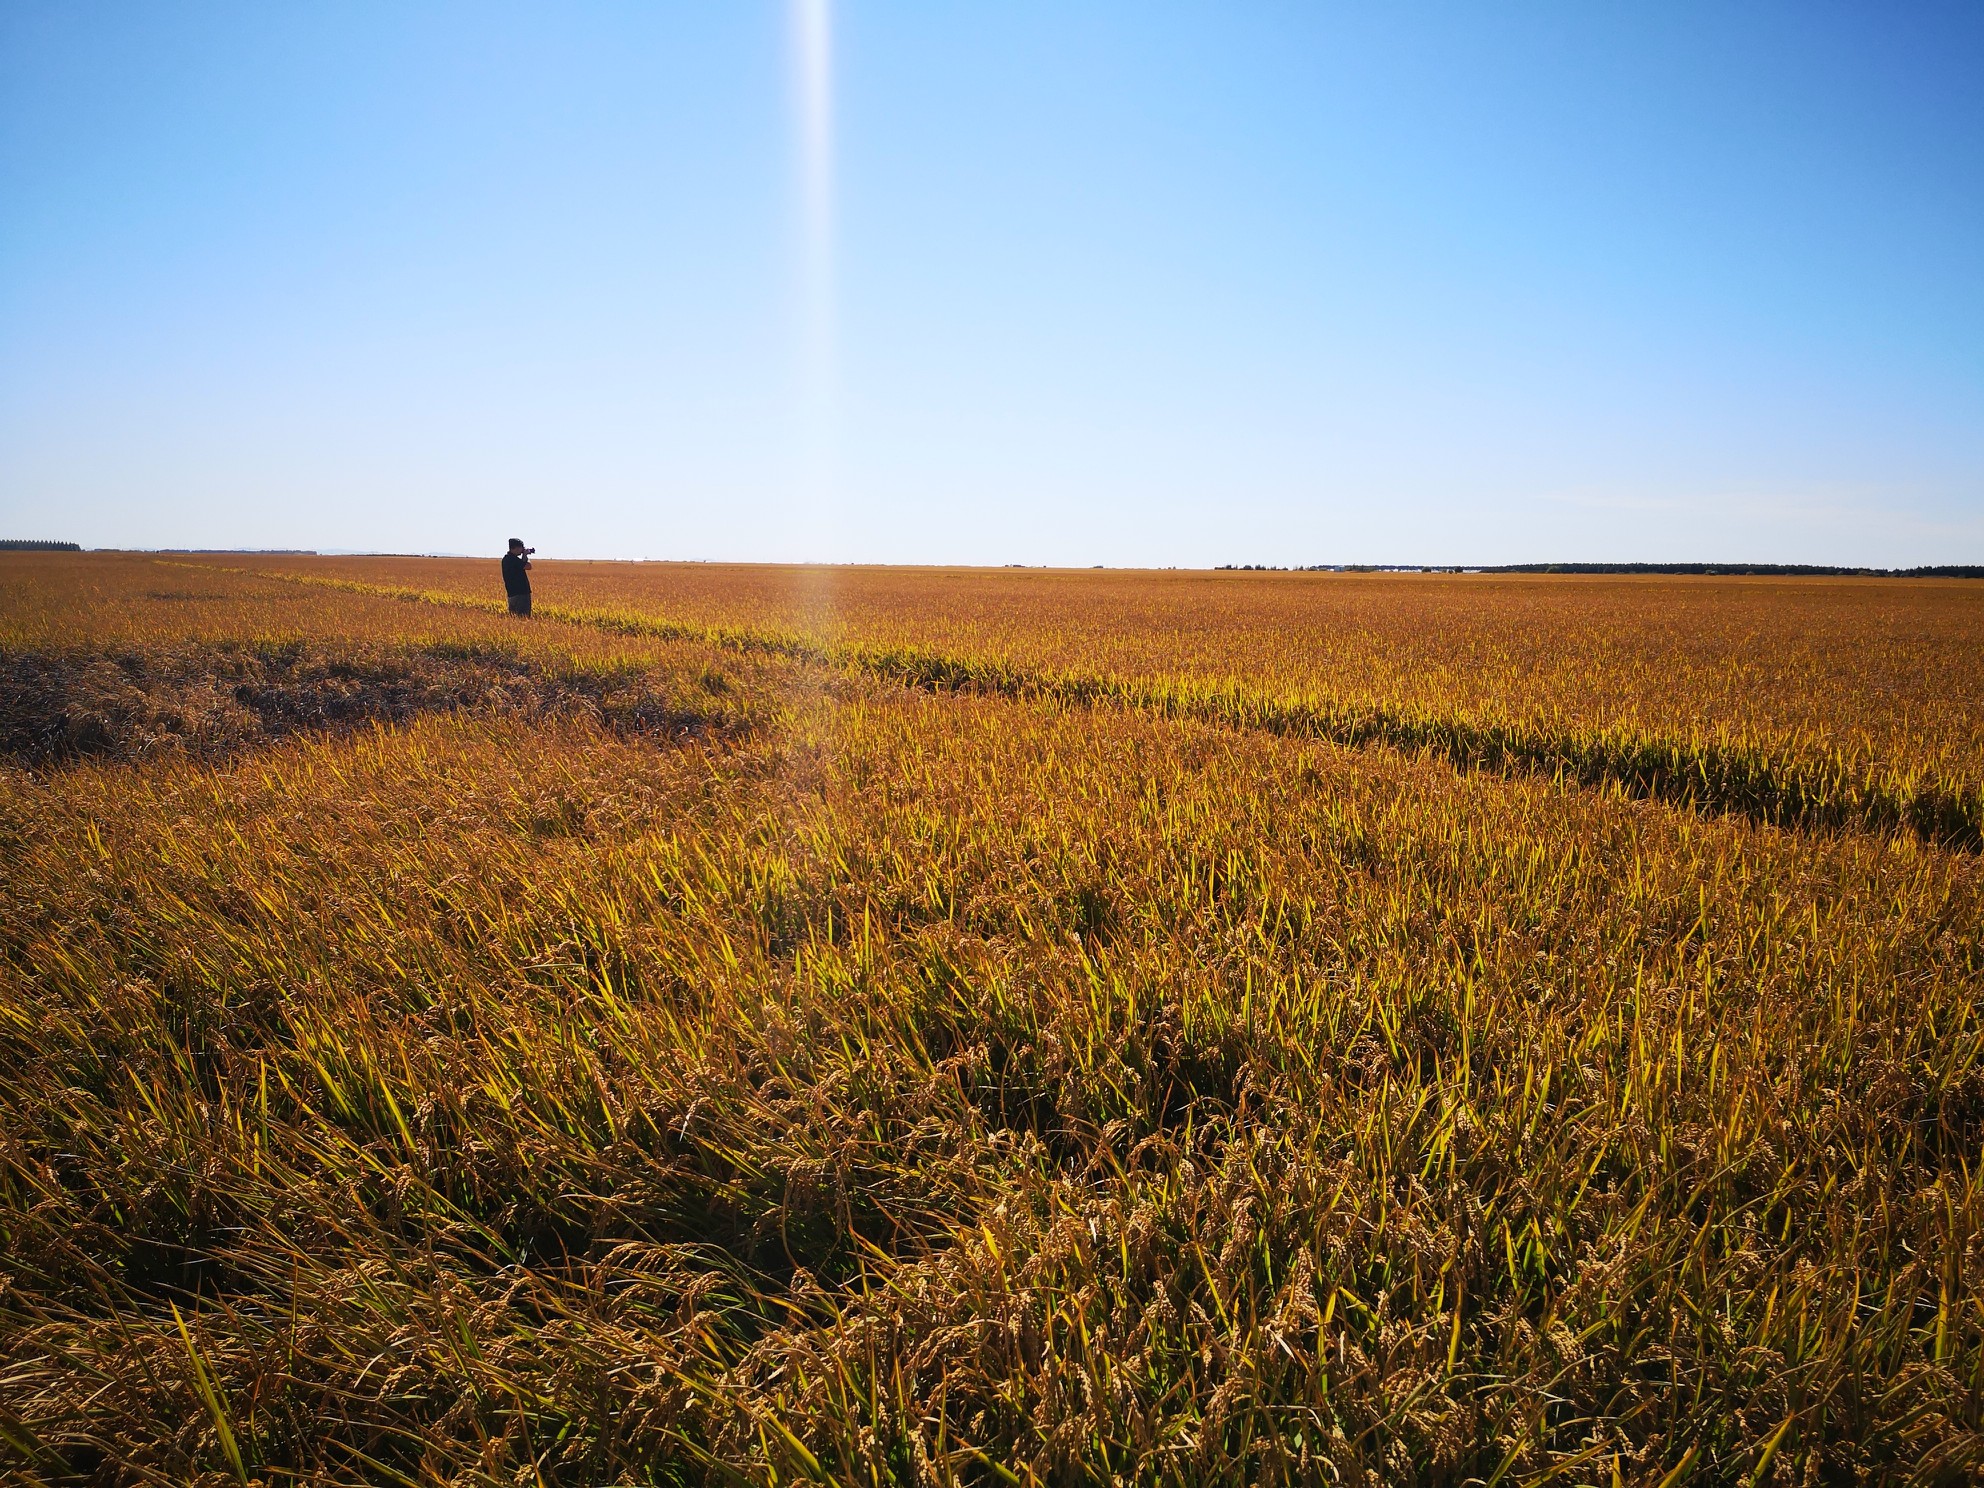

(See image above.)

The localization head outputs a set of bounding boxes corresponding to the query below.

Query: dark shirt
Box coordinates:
[502,552,531,596]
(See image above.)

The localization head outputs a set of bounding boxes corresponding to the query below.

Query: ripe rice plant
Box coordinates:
[215,557,1984,847]
[2,553,1981,1485]
[242,552,1984,804]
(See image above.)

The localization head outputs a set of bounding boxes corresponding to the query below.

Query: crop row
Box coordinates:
[229,563,1984,850]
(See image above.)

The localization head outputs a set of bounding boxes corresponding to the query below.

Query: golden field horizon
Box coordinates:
[2,551,1980,1483]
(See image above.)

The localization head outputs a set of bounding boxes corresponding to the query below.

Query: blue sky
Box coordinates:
[1,2,1979,566]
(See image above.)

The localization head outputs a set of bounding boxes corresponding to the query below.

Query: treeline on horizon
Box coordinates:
[1220,560,1984,578]
[0,540,82,552]
[1488,561,1984,578]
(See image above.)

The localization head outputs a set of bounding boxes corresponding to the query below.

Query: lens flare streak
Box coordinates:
[792,0,836,575]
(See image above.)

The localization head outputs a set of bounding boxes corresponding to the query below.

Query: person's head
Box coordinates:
[508,538,526,554]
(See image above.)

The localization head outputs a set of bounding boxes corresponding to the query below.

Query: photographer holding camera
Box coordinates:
[502,538,535,617]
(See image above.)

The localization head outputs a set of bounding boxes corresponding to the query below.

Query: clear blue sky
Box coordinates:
[2,2,1979,566]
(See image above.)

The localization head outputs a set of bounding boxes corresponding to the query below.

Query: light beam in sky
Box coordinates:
[791,0,836,570]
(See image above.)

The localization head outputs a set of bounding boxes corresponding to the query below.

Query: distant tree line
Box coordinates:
[1217,561,1984,578]
[1478,562,1984,578]
[0,539,81,552]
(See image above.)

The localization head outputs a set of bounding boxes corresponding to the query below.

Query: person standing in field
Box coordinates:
[502,538,534,617]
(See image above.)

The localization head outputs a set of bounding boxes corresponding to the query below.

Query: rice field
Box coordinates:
[3,551,1982,1485]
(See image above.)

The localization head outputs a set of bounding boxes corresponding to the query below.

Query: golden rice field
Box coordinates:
[3,551,1983,1485]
